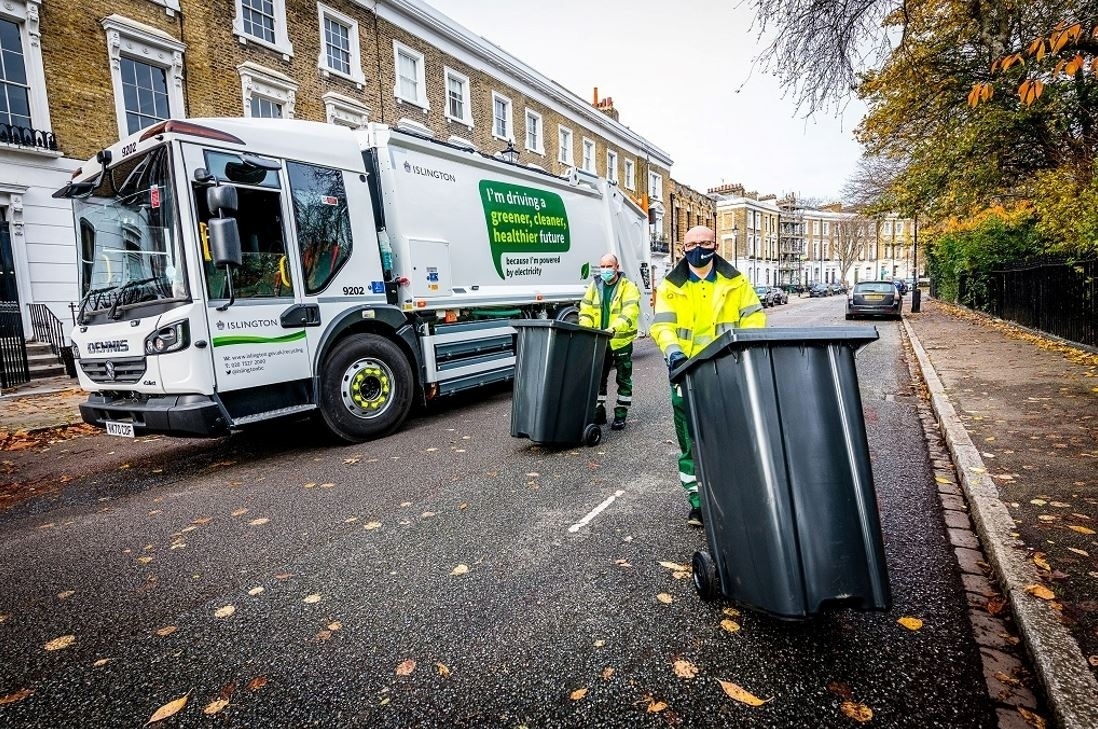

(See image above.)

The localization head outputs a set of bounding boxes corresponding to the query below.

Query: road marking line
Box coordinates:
[568,490,625,533]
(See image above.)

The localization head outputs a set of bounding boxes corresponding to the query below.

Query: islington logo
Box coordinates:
[404,160,456,182]
[217,319,279,330]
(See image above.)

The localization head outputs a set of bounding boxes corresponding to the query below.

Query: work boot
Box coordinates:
[594,405,607,425]
[687,506,703,527]
[611,415,626,431]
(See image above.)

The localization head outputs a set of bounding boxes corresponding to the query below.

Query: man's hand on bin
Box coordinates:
[667,351,687,381]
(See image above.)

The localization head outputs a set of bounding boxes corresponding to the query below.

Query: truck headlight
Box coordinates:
[71,342,80,360]
[144,320,190,355]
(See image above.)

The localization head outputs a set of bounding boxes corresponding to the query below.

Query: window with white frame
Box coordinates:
[648,171,662,201]
[813,219,820,234]
[102,15,186,139]
[443,68,471,126]
[624,158,635,190]
[606,150,618,183]
[322,91,369,127]
[393,41,427,109]
[491,92,512,140]
[581,138,595,173]
[238,61,297,119]
[1,1,51,139]
[233,0,292,57]
[823,221,830,235]
[557,125,573,165]
[524,109,542,153]
[883,220,892,235]
[317,5,364,86]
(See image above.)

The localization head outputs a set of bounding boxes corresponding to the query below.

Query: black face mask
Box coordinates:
[686,246,716,267]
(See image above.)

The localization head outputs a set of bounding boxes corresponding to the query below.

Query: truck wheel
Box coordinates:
[555,306,580,325]
[318,333,414,443]
[692,550,720,601]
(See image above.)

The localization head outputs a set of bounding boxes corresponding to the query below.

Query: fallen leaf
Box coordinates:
[304,482,317,489]
[569,687,588,701]
[1024,584,1055,600]
[826,680,854,699]
[451,564,470,576]
[248,587,265,596]
[155,626,177,637]
[303,594,322,604]
[934,476,952,484]
[146,694,189,724]
[231,508,248,517]
[395,659,416,676]
[722,607,741,617]
[192,517,213,525]
[436,662,451,678]
[400,501,413,507]
[214,604,236,618]
[202,698,229,716]
[672,571,691,580]
[0,689,32,706]
[1068,525,1096,535]
[92,658,111,667]
[319,482,335,489]
[720,619,741,633]
[656,593,673,604]
[970,467,986,474]
[1033,553,1051,571]
[327,621,342,631]
[1017,706,1047,729]
[343,517,359,523]
[1030,499,1048,506]
[137,556,154,565]
[1089,655,1098,667]
[315,630,332,642]
[593,639,606,647]
[647,700,668,713]
[57,590,75,600]
[1049,501,1072,508]
[1068,547,1090,557]
[659,561,690,571]
[275,573,293,580]
[0,614,8,623]
[994,671,1023,688]
[673,659,698,679]
[601,667,614,680]
[841,700,874,723]
[898,616,924,631]
[43,634,75,651]
[246,676,267,691]
[364,521,382,530]
[716,679,769,706]
[986,597,1006,615]
[248,517,269,526]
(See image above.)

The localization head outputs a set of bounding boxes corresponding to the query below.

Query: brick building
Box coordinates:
[2,0,671,342]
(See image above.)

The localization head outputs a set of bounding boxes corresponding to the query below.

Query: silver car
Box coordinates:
[846,281,903,320]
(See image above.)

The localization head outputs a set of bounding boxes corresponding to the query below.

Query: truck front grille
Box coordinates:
[80,356,147,384]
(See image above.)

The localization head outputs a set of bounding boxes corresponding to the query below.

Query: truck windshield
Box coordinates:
[72,145,188,322]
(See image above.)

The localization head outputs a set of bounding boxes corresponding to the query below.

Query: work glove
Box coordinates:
[667,351,687,381]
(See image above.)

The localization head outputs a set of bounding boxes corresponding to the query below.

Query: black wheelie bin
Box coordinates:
[510,319,610,447]
[672,327,890,619]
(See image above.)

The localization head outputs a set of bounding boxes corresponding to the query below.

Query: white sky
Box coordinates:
[426,0,868,202]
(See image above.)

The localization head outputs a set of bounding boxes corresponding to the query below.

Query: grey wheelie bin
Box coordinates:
[510,320,611,447]
[672,327,890,619]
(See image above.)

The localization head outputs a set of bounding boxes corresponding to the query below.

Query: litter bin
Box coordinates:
[510,320,610,447]
[673,327,890,619]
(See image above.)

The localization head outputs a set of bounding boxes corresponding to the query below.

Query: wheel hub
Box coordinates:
[341,358,394,419]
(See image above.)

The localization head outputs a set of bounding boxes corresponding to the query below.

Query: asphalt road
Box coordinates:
[0,295,999,727]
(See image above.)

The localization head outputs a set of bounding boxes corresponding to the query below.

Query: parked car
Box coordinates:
[846,281,904,320]
[809,283,830,297]
[754,285,777,307]
[829,282,846,296]
[892,278,909,295]
[781,283,806,295]
[769,287,789,305]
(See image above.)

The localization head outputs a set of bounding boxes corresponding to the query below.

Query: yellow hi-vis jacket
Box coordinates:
[651,256,766,360]
[577,275,641,351]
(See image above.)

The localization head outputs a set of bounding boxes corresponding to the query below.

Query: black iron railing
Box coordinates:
[0,123,59,152]
[650,235,670,254]
[0,300,29,389]
[28,303,69,365]
[957,257,1097,348]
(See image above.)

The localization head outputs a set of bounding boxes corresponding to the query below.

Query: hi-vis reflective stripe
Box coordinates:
[621,297,641,306]
[676,327,693,341]
[597,395,607,403]
[616,395,633,403]
[740,303,763,317]
[716,322,738,335]
[679,472,697,484]
[653,312,677,324]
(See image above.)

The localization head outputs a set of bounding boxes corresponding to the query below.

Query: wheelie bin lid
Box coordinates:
[671,326,879,382]
[509,319,612,337]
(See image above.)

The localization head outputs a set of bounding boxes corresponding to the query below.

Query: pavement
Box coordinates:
[2,297,1097,726]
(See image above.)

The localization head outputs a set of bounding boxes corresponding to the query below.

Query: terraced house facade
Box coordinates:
[1,0,671,345]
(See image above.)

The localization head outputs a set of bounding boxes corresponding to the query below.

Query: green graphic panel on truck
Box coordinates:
[479,180,570,279]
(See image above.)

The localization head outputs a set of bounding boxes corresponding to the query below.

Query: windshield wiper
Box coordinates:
[108,277,161,320]
[77,283,121,325]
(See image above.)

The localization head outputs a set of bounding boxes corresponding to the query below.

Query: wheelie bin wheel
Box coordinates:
[692,549,719,601]
[583,424,602,446]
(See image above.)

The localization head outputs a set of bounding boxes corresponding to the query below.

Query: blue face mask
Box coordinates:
[600,267,617,283]
[685,246,715,267]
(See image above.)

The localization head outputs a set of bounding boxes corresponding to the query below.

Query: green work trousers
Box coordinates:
[670,384,699,508]
[597,343,633,420]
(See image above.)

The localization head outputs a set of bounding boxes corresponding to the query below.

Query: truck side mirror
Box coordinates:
[208,218,242,269]
[207,185,238,217]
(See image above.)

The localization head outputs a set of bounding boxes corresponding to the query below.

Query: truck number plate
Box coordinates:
[105,421,135,438]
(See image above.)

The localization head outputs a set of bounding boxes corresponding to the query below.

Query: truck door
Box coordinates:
[183,144,312,399]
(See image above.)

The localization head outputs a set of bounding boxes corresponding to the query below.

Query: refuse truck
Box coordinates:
[54,118,652,442]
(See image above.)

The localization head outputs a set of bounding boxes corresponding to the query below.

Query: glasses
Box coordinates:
[683,241,717,251]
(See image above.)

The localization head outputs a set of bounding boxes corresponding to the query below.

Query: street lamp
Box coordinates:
[731,224,739,269]
[911,213,922,312]
[499,140,519,164]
